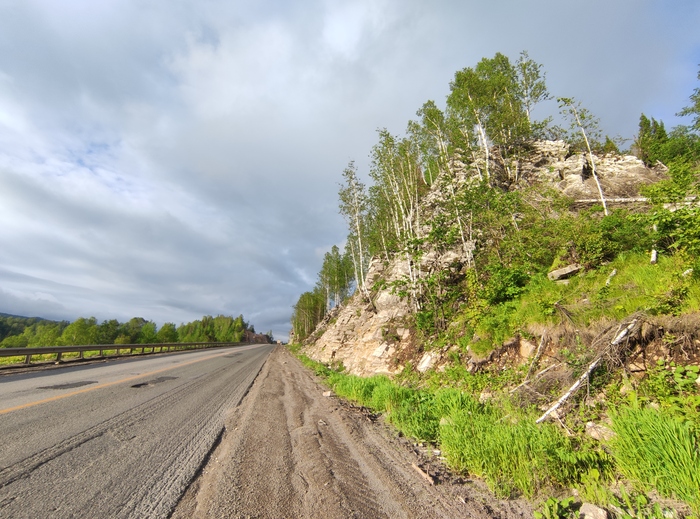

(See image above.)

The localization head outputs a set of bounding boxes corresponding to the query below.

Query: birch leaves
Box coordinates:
[446,51,550,184]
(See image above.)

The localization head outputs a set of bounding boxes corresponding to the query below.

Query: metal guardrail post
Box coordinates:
[25,354,31,364]
[56,352,62,362]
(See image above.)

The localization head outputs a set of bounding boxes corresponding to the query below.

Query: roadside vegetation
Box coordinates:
[289,344,699,517]
[291,53,700,516]
[0,313,271,357]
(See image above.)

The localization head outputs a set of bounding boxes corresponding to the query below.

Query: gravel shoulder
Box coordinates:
[173,346,532,518]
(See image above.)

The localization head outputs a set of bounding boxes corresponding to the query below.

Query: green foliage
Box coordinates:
[610,405,700,512]
[447,51,543,157]
[677,65,700,132]
[610,488,678,519]
[636,112,700,166]
[483,265,530,304]
[177,314,248,343]
[0,314,51,342]
[602,136,621,154]
[534,497,577,519]
[59,317,99,345]
[1,313,255,350]
[317,244,355,311]
[338,161,370,295]
[156,322,178,343]
[640,158,700,261]
[290,288,326,342]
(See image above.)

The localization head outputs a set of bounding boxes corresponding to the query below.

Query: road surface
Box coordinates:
[0,343,274,519]
[172,346,530,518]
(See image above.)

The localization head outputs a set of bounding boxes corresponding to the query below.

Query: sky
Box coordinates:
[1,1,699,341]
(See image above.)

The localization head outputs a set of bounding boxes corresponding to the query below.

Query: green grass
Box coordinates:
[292,351,608,498]
[453,252,700,356]
[290,343,700,512]
[516,252,699,326]
[611,405,700,512]
[438,394,608,498]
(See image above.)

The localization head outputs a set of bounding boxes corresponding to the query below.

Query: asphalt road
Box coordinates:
[0,343,274,519]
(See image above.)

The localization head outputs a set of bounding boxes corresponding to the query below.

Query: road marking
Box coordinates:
[0,349,244,416]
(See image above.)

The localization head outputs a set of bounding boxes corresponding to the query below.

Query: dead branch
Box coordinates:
[536,318,640,424]
[510,362,561,395]
[411,463,434,485]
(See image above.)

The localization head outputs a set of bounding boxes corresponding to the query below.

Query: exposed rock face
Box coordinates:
[303,142,664,377]
[303,258,413,377]
[518,141,666,199]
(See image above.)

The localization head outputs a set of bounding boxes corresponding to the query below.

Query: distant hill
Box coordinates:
[0,312,47,320]
[0,314,55,342]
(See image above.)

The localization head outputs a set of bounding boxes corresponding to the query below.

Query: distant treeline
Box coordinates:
[0,314,273,348]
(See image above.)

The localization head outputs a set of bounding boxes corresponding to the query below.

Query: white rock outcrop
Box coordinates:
[303,142,663,377]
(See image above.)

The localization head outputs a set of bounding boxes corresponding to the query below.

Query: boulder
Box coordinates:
[519,339,537,359]
[417,352,435,373]
[579,503,608,519]
[548,264,583,281]
[585,422,615,442]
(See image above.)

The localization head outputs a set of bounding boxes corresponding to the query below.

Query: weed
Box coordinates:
[534,496,577,519]
[610,488,680,519]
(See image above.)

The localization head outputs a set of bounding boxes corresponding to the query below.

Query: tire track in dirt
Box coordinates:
[173,347,532,518]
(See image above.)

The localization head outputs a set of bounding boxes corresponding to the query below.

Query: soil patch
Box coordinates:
[172,346,532,518]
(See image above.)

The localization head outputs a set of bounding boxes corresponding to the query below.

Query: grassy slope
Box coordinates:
[292,246,700,517]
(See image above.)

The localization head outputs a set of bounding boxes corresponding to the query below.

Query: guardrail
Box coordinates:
[0,342,246,366]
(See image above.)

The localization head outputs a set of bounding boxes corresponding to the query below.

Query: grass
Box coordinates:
[515,252,700,327]
[611,405,700,513]
[293,352,609,498]
[452,252,700,357]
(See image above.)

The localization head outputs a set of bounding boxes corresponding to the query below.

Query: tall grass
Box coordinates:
[292,347,698,509]
[611,406,700,512]
[438,394,607,498]
[321,368,607,497]
[446,252,700,358]
[515,252,700,326]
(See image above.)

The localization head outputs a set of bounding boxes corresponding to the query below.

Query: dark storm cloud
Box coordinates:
[1,0,699,340]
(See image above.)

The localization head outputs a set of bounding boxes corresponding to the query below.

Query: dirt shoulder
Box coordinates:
[172,346,532,518]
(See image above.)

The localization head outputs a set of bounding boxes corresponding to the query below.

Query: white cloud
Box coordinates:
[0,0,699,340]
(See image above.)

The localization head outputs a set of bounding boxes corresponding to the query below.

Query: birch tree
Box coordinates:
[559,97,608,215]
[338,162,370,298]
[515,50,551,132]
[447,52,549,184]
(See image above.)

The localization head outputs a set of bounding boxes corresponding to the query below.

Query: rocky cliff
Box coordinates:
[303,142,665,377]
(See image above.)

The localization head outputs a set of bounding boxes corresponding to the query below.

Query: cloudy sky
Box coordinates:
[1,1,699,340]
